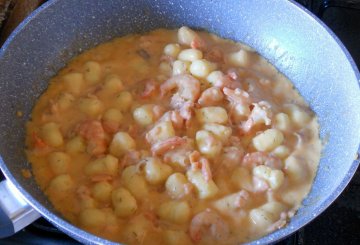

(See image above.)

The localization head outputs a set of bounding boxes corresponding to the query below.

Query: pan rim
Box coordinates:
[0,0,359,244]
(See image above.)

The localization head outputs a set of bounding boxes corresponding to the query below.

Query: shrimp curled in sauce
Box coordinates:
[160,74,201,103]
[78,120,107,156]
[189,209,230,243]
[198,87,224,106]
[242,152,283,170]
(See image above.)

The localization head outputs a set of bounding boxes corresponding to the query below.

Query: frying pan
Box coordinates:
[0,0,359,244]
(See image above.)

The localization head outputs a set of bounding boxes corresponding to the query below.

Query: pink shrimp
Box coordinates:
[151,136,187,156]
[240,101,272,133]
[213,72,242,89]
[140,79,157,99]
[78,120,107,156]
[242,152,283,170]
[198,87,224,106]
[160,74,201,102]
[121,150,141,167]
[163,138,194,168]
[159,110,184,129]
[190,151,213,182]
[223,87,251,106]
[221,146,245,169]
[204,47,224,63]
[189,209,230,243]
[234,190,250,208]
[190,36,207,50]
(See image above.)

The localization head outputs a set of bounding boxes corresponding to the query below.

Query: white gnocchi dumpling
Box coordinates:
[178,26,198,46]
[203,123,232,144]
[109,132,136,157]
[41,122,64,147]
[285,104,312,127]
[84,154,119,177]
[253,165,285,190]
[227,49,251,67]
[143,157,173,185]
[84,61,102,84]
[172,60,191,76]
[249,202,287,229]
[284,154,309,182]
[196,130,223,159]
[157,201,191,224]
[190,59,216,78]
[63,72,84,95]
[121,165,149,200]
[275,112,292,131]
[79,208,106,229]
[65,136,86,153]
[113,91,133,112]
[187,169,219,199]
[133,104,155,126]
[196,106,228,124]
[92,181,113,203]
[178,48,203,62]
[112,187,137,217]
[252,128,284,152]
[78,97,103,117]
[165,173,191,199]
[164,43,181,58]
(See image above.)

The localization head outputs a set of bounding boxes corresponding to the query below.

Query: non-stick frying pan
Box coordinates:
[0,0,359,244]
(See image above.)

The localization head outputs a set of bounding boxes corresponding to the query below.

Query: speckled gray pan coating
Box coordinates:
[0,0,359,244]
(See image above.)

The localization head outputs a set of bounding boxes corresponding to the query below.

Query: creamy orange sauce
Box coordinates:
[26,28,321,245]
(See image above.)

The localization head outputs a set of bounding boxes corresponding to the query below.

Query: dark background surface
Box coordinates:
[0,0,359,244]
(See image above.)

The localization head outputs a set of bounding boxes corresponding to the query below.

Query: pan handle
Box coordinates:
[0,179,40,238]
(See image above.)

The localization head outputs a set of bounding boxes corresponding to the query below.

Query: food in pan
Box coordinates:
[26,27,321,244]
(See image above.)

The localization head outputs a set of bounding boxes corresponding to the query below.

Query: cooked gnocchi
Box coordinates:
[26,27,321,244]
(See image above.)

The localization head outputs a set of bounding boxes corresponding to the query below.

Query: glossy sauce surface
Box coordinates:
[26,28,321,245]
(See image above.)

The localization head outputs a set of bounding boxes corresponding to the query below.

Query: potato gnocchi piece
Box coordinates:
[63,72,84,95]
[79,208,106,229]
[203,123,232,144]
[187,169,219,199]
[84,61,102,84]
[285,104,312,128]
[65,136,86,153]
[41,122,64,147]
[252,128,284,152]
[133,104,156,126]
[178,48,203,62]
[84,154,119,177]
[164,230,193,245]
[227,49,251,67]
[249,202,287,230]
[165,173,191,199]
[196,130,223,159]
[253,165,285,190]
[112,187,137,217]
[196,107,228,124]
[157,201,191,224]
[78,97,103,117]
[113,91,133,112]
[164,43,181,58]
[121,165,149,200]
[109,132,136,157]
[144,157,173,185]
[92,181,113,203]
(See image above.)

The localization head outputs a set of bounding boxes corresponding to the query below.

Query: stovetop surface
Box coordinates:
[1,0,359,244]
